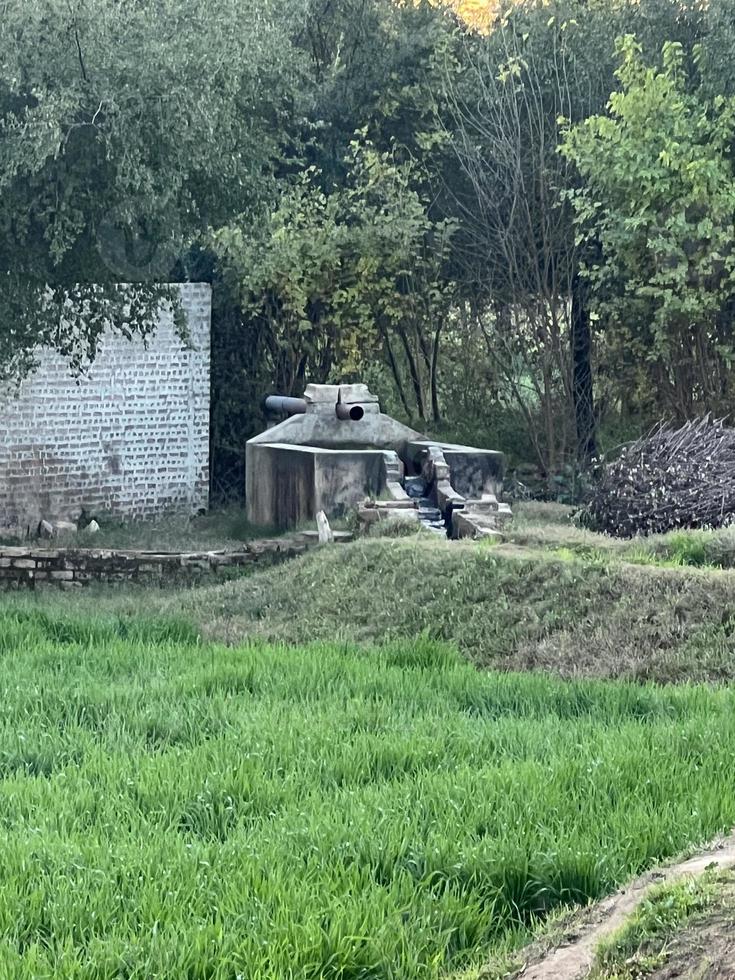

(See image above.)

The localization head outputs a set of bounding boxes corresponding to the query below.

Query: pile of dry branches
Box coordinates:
[581,418,735,537]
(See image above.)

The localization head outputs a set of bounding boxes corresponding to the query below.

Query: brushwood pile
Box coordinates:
[582,418,735,537]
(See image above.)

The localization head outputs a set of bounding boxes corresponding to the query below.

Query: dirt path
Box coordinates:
[515,831,735,980]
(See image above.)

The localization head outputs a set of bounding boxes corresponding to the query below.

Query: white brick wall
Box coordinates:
[0,283,211,530]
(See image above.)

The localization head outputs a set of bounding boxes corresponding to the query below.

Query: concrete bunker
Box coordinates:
[246,383,511,538]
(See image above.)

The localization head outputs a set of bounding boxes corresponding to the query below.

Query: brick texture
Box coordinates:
[0,284,211,531]
[0,533,354,590]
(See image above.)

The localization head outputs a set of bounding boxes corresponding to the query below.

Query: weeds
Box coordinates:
[162,537,735,685]
[591,872,723,978]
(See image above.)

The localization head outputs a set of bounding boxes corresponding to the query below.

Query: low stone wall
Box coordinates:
[0,532,351,589]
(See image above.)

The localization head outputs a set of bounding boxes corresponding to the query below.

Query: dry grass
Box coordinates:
[6,502,735,687]
[504,502,628,553]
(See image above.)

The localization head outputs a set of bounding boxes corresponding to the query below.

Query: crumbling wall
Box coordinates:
[0,283,211,531]
[0,538,311,589]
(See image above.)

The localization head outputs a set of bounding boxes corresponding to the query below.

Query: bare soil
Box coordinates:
[504,833,735,980]
[644,900,735,979]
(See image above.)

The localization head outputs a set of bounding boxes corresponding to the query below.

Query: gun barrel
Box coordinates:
[264,395,307,416]
[336,402,365,421]
[264,394,365,420]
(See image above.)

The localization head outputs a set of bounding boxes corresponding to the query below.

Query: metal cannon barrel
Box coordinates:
[264,395,307,416]
[264,394,365,420]
[335,402,365,421]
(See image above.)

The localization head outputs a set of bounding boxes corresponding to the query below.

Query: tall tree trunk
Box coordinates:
[571,273,597,462]
[430,321,443,424]
[381,329,412,419]
[397,327,426,421]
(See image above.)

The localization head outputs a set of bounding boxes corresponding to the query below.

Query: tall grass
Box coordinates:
[0,608,733,976]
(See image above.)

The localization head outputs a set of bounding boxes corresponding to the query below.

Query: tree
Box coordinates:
[212,172,357,399]
[0,0,299,376]
[561,36,735,419]
[696,0,735,98]
[438,0,707,471]
[343,140,457,422]
[293,0,456,180]
[211,141,455,428]
[442,2,612,472]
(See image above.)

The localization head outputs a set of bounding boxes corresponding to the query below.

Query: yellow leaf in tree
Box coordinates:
[449,0,500,32]
[396,0,500,33]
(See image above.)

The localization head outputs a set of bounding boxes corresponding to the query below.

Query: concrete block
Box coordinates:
[53,521,78,535]
[453,511,504,541]
[436,480,465,511]
[373,499,416,511]
[385,481,411,501]
[38,520,54,539]
[463,497,499,514]
[337,383,379,405]
[304,383,341,404]
[316,511,334,544]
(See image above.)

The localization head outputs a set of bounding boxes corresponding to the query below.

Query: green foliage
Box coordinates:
[562,36,735,418]
[0,0,298,376]
[694,0,735,99]
[212,172,352,395]
[627,528,735,570]
[212,140,456,418]
[0,607,734,974]
[5,0,734,478]
[551,545,608,567]
[646,532,711,568]
[295,0,456,184]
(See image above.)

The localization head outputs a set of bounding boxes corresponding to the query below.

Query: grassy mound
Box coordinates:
[0,609,733,976]
[506,503,735,569]
[7,502,735,686]
[173,537,735,685]
[591,871,735,979]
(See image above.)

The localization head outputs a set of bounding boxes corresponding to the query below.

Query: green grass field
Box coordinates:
[0,607,734,978]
